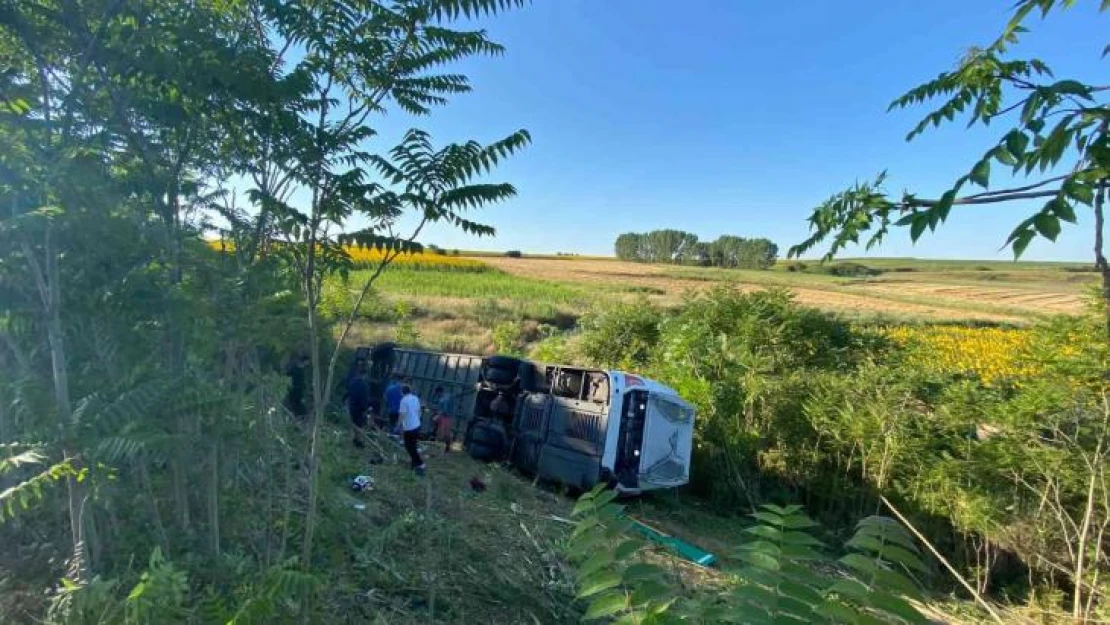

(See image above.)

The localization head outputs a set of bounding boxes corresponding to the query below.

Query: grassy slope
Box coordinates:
[315,422,737,624]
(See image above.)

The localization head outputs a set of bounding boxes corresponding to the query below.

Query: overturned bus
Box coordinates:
[353,344,695,494]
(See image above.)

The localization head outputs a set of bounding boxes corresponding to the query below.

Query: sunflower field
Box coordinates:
[206,240,488,272]
[884,325,1039,386]
[345,246,488,272]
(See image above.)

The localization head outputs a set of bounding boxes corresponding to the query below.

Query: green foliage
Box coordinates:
[492,321,525,355]
[0,0,531,620]
[579,298,663,370]
[124,549,189,624]
[365,266,586,302]
[568,488,928,624]
[529,333,575,364]
[394,300,421,346]
[0,447,75,524]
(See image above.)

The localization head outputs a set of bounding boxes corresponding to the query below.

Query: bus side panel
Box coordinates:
[390,349,483,428]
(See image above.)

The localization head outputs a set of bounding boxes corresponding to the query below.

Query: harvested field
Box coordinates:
[480,256,1089,323]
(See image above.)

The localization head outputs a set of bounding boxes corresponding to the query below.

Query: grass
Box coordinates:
[314,418,743,624]
[342,267,596,354]
[363,267,588,304]
[316,422,581,623]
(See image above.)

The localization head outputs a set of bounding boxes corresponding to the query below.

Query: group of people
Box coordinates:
[346,358,455,475]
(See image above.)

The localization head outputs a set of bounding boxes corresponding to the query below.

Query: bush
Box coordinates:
[504,250,522,258]
[578,298,662,370]
[567,488,930,625]
[823,262,882,277]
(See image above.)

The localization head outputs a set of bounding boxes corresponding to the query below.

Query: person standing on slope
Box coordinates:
[384,374,403,434]
[398,385,426,474]
[346,358,371,447]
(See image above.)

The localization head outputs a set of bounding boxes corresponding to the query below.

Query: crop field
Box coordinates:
[478,256,1093,324]
[338,254,1095,358]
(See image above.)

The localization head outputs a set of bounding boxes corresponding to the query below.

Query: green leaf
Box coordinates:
[578,551,615,579]
[737,550,781,571]
[739,565,782,588]
[745,524,784,540]
[615,539,642,561]
[571,498,596,518]
[1049,79,1092,100]
[1005,131,1029,158]
[740,540,783,556]
[733,583,779,606]
[568,532,609,559]
[816,601,862,624]
[827,578,871,603]
[777,596,819,620]
[780,544,825,562]
[878,545,929,574]
[970,159,990,188]
[584,591,629,620]
[579,570,622,598]
[751,511,784,526]
[845,534,884,554]
[1063,180,1093,206]
[623,563,667,583]
[780,513,819,530]
[630,581,670,608]
[781,531,824,547]
[611,612,644,625]
[571,515,601,541]
[1054,199,1078,223]
[629,580,671,606]
[0,98,31,115]
[1012,229,1035,258]
[1033,213,1061,241]
[994,147,1018,166]
[867,589,929,624]
[779,579,825,606]
[909,215,928,242]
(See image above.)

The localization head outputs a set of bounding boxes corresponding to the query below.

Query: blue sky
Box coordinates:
[363,1,1107,261]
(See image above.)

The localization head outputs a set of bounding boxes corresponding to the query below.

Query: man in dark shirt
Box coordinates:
[285,354,310,419]
[348,359,371,447]
[384,374,403,435]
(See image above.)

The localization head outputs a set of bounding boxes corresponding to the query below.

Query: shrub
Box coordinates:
[578,298,662,370]
[824,262,882,277]
[504,250,523,258]
[492,321,524,355]
[567,487,929,624]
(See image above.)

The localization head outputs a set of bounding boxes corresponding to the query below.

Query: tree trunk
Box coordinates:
[1094,180,1110,348]
[25,225,89,578]
[208,440,220,558]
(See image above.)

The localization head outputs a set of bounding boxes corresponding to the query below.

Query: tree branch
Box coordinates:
[908,189,1059,209]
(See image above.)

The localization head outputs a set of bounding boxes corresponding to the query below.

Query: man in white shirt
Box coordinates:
[398,385,426,473]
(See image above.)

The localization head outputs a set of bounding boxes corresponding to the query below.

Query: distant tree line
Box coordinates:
[614,230,778,269]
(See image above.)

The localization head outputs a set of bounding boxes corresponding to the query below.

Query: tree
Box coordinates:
[0,0,531,618]
[614,232,643,261]
[789,0,1110,340]
[234,0,529,574]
